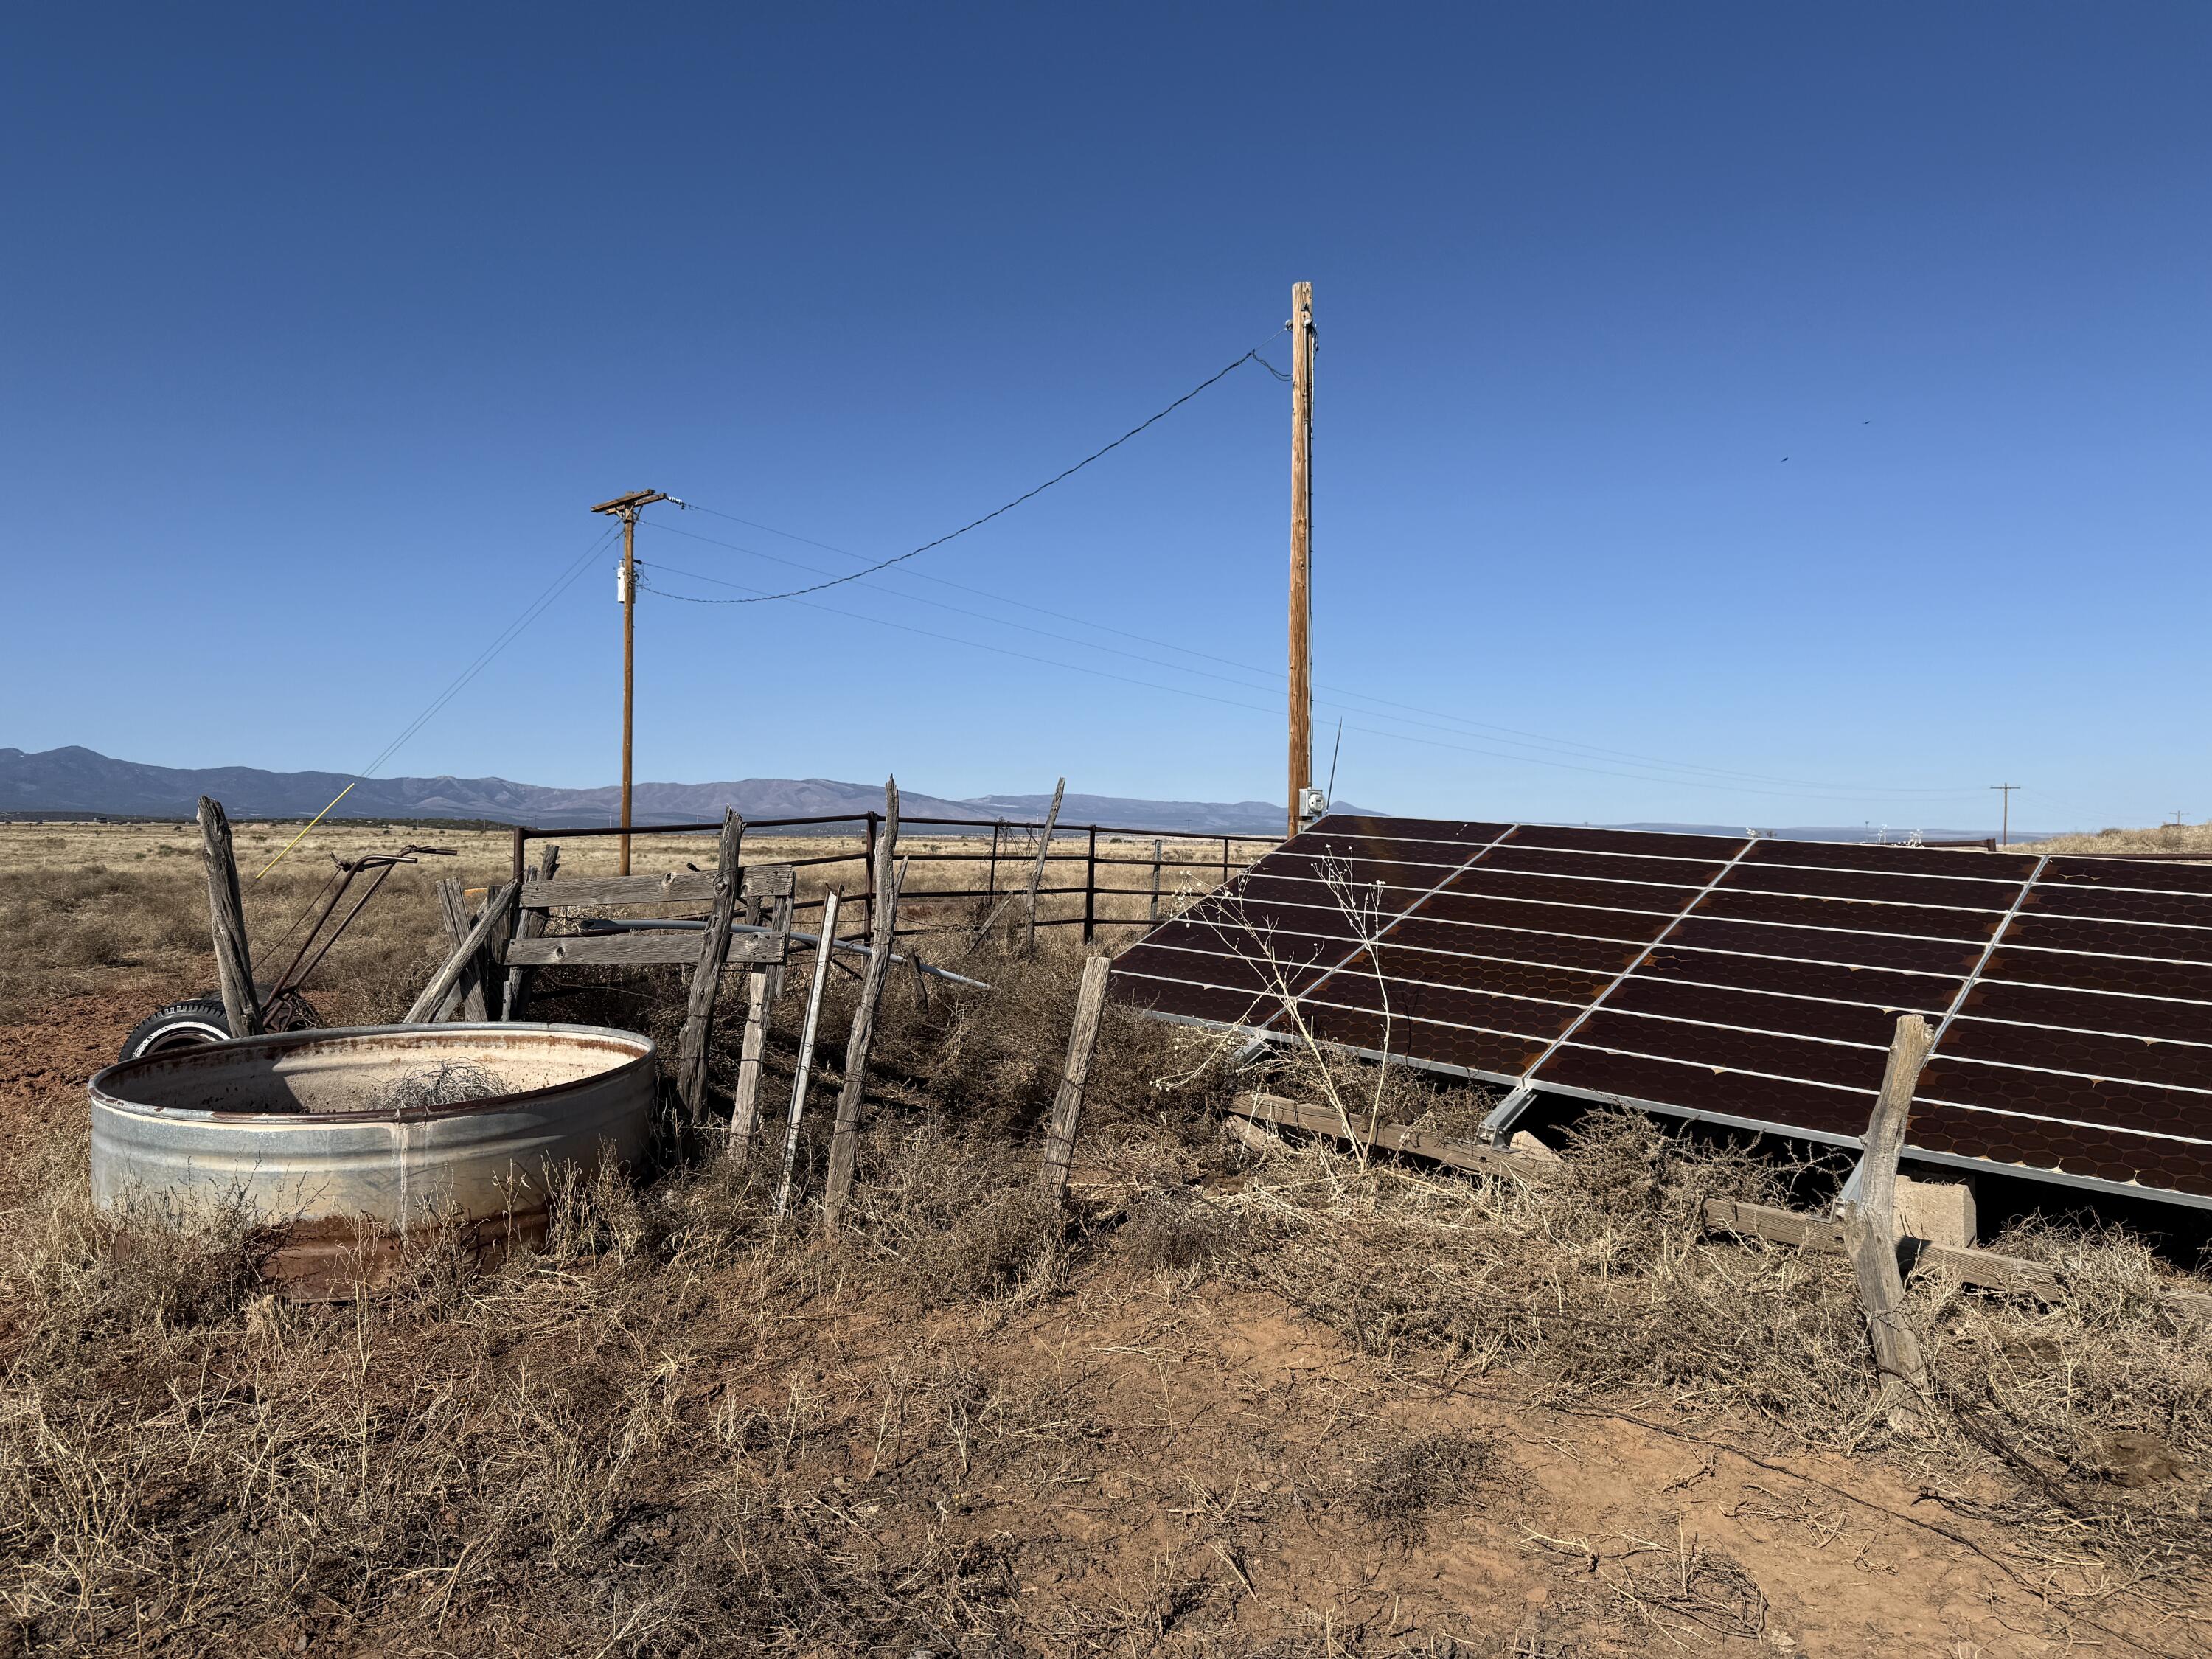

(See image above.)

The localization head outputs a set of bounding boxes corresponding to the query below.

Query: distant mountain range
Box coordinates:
[0,746,2023,843]
[0,746,1368,835]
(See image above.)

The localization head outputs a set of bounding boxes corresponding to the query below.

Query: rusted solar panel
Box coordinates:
[1110,815,2212,1208]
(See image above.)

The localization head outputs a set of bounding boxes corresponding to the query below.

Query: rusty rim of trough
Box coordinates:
[251,1206,562,1302]
[88,1021,658,1124]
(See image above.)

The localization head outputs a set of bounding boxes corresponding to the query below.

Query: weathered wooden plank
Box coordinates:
[1040,956,1111,1204]
[520,872,717,907]
[504,931,787,968]
[773,889,841,1217]
[728,969,773,1152]
[1234,1091,1557,1183]
[518,861,793,911]
[197,797,264,1038]
[726,892,769,1151]
[825,780,902,1230]
[437,878,489,1021]
[760,885,796,1005]
[1023,777,1065,950]
[404,880,521,1025]
[744,864,798,900]
[501,844,555,1019]
[480,884,518,1019]
[675,811,744,1120]
[1842,1015,1935,1405]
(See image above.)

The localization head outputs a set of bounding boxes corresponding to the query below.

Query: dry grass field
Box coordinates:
[1,821,2211,1655]
[2019,822,2212,858]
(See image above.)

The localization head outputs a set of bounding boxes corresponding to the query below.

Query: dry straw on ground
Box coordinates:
[4,821,2212,1652]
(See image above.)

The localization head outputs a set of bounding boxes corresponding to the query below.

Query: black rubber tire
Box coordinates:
[118,1000,234,1062]
[116,990,325,1062]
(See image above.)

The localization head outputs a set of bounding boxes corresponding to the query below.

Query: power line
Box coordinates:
[253,524,619,878]
[635,559,1991,806]
[646,512,1972,801]
[355,524,618,782]
[674,328,1288,605]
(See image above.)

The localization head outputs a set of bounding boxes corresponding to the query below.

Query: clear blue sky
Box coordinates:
[5,4,2206,833]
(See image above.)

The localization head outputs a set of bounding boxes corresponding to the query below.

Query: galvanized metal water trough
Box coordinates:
[88,1023,655,1297]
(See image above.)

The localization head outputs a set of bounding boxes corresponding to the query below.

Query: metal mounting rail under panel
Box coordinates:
[1109,813,2212,1210]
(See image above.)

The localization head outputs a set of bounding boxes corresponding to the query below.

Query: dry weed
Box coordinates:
[10,821,2212,1646]
[1349,1427,1498,1543]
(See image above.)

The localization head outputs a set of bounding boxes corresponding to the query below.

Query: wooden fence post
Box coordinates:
[1842,1014,1935,1416]
[1040,956,1112,1205]
[1149,838,1162,923]
[404,881,521,1024]
[824,781,902,1230]
[675,810,744,1120]
[773,888,841,1217]
[1023,777,1065,950]
[481,884,518,1020]
[726,891,768,1150]
[437,879,490,1020]
[502,842,557,1020]
[987,821,1000,902]
[196,796,264,1038]
[728,880,793,1153]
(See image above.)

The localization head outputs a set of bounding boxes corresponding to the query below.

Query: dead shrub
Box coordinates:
[1228,1109,1891,1439]
[1349,1428,1498,1543]
[15,1184,260,1360]
[908,1184,1064,1304]
[1920,1219,2212,1573]
[1124,1188,1238,1282]
[838,1120,1065,1307]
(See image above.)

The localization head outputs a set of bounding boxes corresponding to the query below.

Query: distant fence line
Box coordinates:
[507,811,1281,945]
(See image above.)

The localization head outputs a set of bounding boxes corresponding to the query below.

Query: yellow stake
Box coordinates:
[251,779,358,880]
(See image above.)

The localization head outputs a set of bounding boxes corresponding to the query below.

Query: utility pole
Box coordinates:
[1990,782,2020,847]
[1287,280,1315,839]
[592,489,669,874]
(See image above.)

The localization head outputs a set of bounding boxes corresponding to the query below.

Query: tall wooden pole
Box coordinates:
[591,489,669,876]
[1288,281,1315,839]
[619,509,637,875]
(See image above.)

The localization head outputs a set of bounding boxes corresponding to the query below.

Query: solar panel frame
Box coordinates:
[1111,815,2212,1208]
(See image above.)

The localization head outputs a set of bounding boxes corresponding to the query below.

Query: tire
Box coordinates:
[116,990,325,1062]
[119,999,233,1062]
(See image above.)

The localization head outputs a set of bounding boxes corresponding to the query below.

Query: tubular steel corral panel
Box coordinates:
[1112,814,2212,1208]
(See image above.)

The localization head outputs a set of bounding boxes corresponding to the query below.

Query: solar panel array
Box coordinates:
[1110,814,2212,1206]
